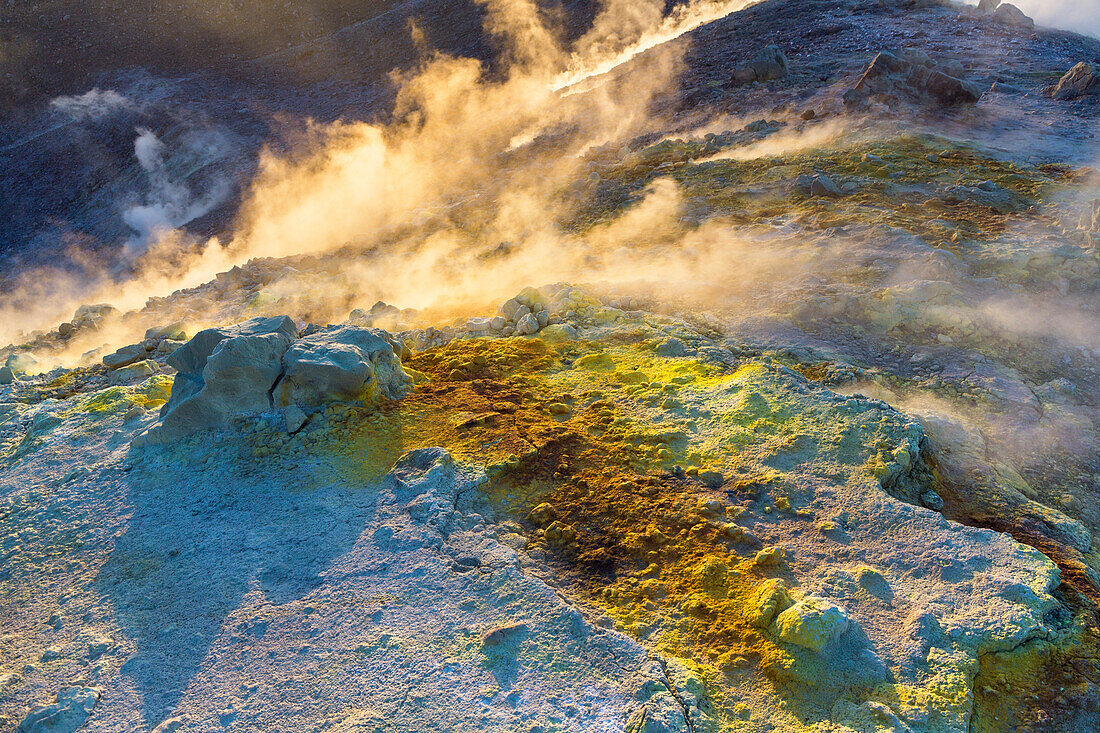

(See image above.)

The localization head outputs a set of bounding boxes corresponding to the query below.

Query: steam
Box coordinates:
[122,128,232,256]
[992,0,1100,38]
[49,89,132,120]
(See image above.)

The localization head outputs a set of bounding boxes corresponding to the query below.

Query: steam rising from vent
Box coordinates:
[122,128,232,256]
[0,0,763,348]
[49,88,132,120]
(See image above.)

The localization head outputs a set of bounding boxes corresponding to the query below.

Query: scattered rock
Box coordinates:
[698,470,725,488]
[145,322,188,341]
[466,317,492,333]
[16,687,100,733]
[538,323,578,342]
[284,404,308,433]
[516,313,541,335]
[500,299,529,322]
[86,636,113,659]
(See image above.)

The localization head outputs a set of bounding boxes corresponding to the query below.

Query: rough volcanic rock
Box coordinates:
[273,325,412,408]
[1050,62,1100,100]
[142,316,298,443]
[844,50,984,108]
[992,3,1034,28]
[731,44,789,86]
[16,687,100,733]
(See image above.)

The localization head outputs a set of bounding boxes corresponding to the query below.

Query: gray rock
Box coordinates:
[57,322,75,338]
[920,489,945,511]
[977,0,1000,11]
[536,310,550,328]
[1051,63,1100,101]
[516,313,541,335]
[732,45,789,86]
[500,299,528,322]
[490,316,506,331]
[274,325,413,408]
[108,360,157,385]
[143,316,299,444]
[0,366,15,385]
[6,352,38,375]
[699,470,725,488]
[845,50,983,108]
[16,687,100,733]
[284,405,308,433]
[103,344,147,370]
[656,338,688,357]
[992,3,1033,28]
[145,321,188,341]
[466,317,492,333]
[810,174,843,198]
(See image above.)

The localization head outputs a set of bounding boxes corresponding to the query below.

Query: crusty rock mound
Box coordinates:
[138,317,412,444]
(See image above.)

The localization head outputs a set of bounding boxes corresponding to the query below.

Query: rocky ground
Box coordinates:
[2,0,1100,731]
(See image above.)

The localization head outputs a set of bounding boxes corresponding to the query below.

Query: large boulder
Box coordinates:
[992,3,1033,28]
[274,325,412,408]
[731,44,789,86]
[1050,63,1100,100]
[844,50,984,108]
[143,316,299,443]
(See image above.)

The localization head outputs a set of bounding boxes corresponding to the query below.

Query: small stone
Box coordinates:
[501,299,527,322]
[490,316,506,331]
[58,322,76,338]
[921,489,945,511]
[754,546,787,566]
[536,310,550,328]
[548,402,571,416]
[925,153,940,163]
[124,406,147,422]
[699,470,724,488]
[103,344,148,369]
[108,360,157,385]
[516,313,540,335]
[466,317,492,333]
[800,109,816,120]
[87,636,112,659]
[656,338,687,357]
[284,405,308,434]
[810,174,842,198]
